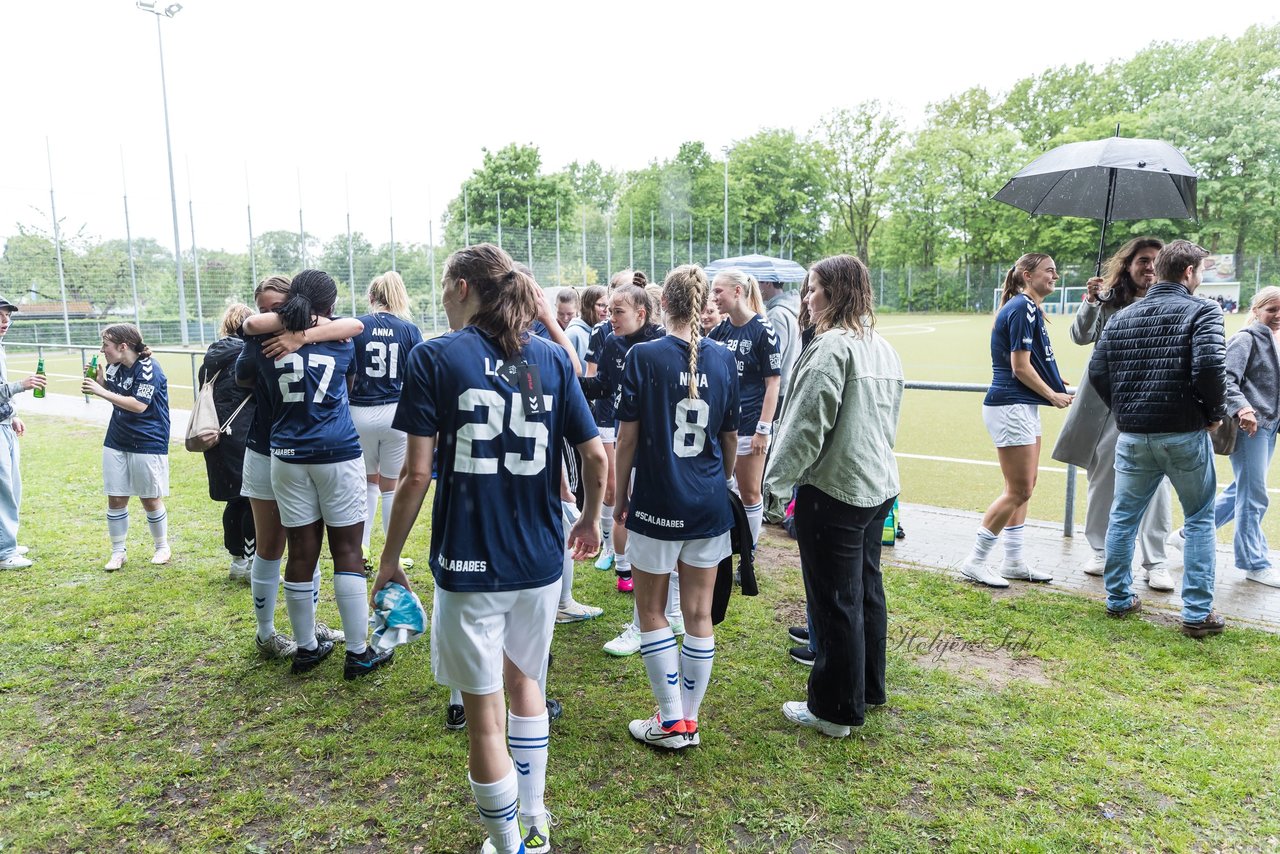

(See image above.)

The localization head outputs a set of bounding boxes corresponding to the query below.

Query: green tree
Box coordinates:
[443,143,573,247]
[815,102,903,263]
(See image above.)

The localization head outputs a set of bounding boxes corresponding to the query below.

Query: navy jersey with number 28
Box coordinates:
[709,314,781,427]
[617,336,740,541]
[393,327,598,593]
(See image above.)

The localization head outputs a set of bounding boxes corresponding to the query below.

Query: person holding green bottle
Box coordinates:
[0,295,46,570]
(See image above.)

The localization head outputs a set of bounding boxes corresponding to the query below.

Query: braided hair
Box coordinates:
[278,269,338,331]
[662,265,709,399]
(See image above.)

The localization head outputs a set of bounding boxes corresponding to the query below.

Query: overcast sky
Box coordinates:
[1,0,1275,253]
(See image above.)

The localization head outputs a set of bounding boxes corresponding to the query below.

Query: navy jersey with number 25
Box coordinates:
[347,313,424,406]
[394,327,598,593]
[617,336,740,541]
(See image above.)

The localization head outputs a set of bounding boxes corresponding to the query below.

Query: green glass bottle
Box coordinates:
[84,355,98,402]
[33,357,45,399]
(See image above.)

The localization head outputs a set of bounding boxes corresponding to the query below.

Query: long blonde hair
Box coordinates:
[368,270,412,320]
[714,267,765,315]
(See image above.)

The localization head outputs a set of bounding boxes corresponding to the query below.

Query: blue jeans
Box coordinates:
[1213,421,1280,572]
[1105,431,1216,622]
[0,424,20,559]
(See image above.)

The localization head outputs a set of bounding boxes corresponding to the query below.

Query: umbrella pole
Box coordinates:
[1094,167,1118,277]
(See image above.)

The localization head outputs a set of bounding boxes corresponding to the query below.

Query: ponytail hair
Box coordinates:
[444,243,538,360]
[662,264,709,399]
[713,267,765,315]
[102,323,151,359]
[1001,253,1052,306]
[368,270,412,320]
[279,269,338,332]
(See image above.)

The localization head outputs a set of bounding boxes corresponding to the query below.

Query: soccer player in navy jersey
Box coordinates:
[348,271,424,557]
[234,275,359,661]
[373,244,605,854]
[615,265,739,749]
[240,270,392,679]
[81,324,172,571]
[710,268,782,549]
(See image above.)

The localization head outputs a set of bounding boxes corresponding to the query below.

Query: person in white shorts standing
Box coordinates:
[615,264,739,750]
[374,243,605,854]
[963,254,1074,587]
[235,275,358,661]
[241,269,391,680]
[81,324,172,571]
[347,271,423,558]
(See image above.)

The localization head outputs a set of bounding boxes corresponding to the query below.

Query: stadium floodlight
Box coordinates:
[135,0,189,344]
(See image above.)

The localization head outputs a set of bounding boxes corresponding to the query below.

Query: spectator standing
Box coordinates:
[0,297,45,570]
[759,278,800,414]
[1088,240,1228,637]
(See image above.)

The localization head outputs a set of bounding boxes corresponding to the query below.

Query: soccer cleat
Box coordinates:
[314,622,346,644]
[104,551,127,572]
[481,836,530,854]
[603,623,642,657]
[616,575,634,593]
[151,547,172,565]
[256,630,297,660]
[290,639,335,675]
[0,555,33,570]
[399,556,414,569]
[521,814,552,854]
[628,712,690,750]
[444,703,466,730]
[228,557,250,583]
[960,558,1010,588]
[594,549,615,571]
[556,599,604,623]
[783,700,852,738]
[1000,561,1053,583]
[683,720,701,747]
[343,646,394,680]
[546,697,563,722]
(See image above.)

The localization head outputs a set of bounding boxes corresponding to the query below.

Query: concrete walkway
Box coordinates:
[889,502,1280,633]
[19,393,1280,633]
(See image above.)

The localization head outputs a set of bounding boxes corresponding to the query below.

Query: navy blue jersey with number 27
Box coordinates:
[393,327,598,593]
[347,312,424,406]
[617,336,740,541]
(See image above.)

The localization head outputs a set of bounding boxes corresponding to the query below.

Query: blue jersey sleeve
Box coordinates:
[393,341,439,437]
[758,320,783,377]
[1006,297,1035,352]
[616,351,643,423]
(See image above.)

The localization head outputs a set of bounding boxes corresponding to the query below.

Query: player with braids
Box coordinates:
[239,270,392,679]
[375,243,606,854]
[614,264,739,748]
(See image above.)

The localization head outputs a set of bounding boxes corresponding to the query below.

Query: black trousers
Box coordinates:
[222,497,256,560]
[793,485,895,727]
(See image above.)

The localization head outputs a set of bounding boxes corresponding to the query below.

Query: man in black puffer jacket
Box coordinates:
[1088,240,1227,638]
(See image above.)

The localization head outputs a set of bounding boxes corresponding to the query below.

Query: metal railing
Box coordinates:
[905,380,1079,537]
[5,341,208,402]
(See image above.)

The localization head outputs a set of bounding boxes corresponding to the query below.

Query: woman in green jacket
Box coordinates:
[763,255,904,738]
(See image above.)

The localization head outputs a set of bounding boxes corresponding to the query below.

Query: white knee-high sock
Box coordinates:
[251,556,282,641]
[968,527,999,563]
[107,509,129,552]
[362,483,379,550]
[380,490,395,536]
[1003,524,1025,564]
[508,712,550,821]
[146,505,168,549]
[559,545,575,608]
[680,632,715,722]
[312,564,321,606]
[600,504,614,553]
[283,580,317,651]
[449,687,464,706]
[470,766,521,854]
[333,571,368,654]
[640,627,682,725]
[744,501,763,546]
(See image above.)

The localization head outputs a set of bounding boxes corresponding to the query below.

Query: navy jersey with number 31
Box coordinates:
[347,313,424,406]
[617,336,739,541]
[393,327,598,593]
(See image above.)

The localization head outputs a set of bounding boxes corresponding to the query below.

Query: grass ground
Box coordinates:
[2,417,1280,853]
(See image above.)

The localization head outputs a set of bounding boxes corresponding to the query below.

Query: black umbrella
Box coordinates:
[992,133,1198,275]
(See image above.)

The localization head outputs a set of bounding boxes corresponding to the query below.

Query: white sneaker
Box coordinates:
[668,615,686,637]
[15,545,29,555]
[782,700,851,738]
[1000,561,1053,583]
[960,558,1010,588]
[151,547,172,565]
[556,599,604,623]
[1244,568,1280,588]
[628,712,691,750]
[104,551,127,572]
[603,623,642,657]
[228,557,250,582]
[1166,528,1187,550]
[1083,554,1106,577]
[0,555,33,570]
[1145,563,1175,592]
